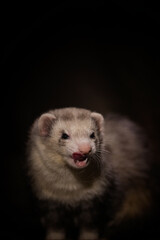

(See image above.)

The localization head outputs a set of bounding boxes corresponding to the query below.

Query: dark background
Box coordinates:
[2,1,160,239]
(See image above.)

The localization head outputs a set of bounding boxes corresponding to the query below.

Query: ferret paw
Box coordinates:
[79,229,99,240]
[45,229,65,240]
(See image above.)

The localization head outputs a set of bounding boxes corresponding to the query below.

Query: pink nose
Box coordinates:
[78,143,92,155]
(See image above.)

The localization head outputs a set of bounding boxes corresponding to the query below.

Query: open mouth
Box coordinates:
[72,153,89,168]
[74,158,88,167]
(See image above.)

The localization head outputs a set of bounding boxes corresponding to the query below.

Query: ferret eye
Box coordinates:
[61,133,70,140]
[90,132,95,139]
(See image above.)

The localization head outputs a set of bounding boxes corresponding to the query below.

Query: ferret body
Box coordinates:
[27,107,152,240]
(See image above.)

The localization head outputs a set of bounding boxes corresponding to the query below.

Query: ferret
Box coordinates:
[27,107,153,240]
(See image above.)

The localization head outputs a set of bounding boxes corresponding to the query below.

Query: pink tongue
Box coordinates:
[72,153,86,161]
[72,153,87,167]
[75,160,87,167]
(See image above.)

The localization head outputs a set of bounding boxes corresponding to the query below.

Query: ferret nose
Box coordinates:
[78,143,92,155]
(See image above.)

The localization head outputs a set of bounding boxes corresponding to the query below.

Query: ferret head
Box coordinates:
[34,108,104,169]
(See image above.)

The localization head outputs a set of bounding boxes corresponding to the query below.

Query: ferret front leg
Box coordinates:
[78,228,99,240]
[45,228,65,240]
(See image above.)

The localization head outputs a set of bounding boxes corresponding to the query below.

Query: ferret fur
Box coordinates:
[27,107,152,240]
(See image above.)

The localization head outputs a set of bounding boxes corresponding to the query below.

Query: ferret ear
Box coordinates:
[38,113,56,137]
[91,112,104,130]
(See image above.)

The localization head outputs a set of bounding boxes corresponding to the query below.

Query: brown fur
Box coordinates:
[27,107,152,239]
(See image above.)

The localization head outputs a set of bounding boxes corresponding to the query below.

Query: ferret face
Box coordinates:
[36,108,104,169]
[52,118,97,168]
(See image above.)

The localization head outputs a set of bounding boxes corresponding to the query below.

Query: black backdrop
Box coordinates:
[2,1,160,239]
